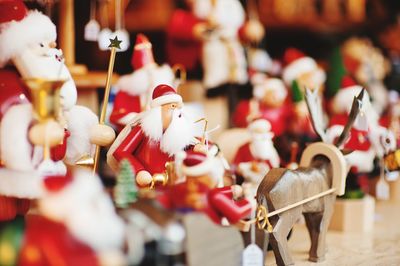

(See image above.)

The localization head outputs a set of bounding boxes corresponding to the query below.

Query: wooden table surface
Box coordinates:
[264,200,400,265]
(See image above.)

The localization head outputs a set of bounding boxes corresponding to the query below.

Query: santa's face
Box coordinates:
[297,70,325,92]
[161,105,196,156]
[12,41,77,111]
[262,89,285,108]
[161,102,183,131]
[140,104,196,156]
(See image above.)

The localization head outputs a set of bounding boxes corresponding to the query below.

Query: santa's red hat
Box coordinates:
[0,70,30,119]
[131,34,155,70]
[282,48,318,85]
[151,84,182,108]
[182,151,214,176]
[0,0,56,67]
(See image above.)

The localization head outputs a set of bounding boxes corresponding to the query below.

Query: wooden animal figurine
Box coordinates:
[255,88,363,265]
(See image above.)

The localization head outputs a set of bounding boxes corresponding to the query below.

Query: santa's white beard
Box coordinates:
[39,171,125,252]
[140,106,196,156]
[66,195,125,252]
[250,135,280,167]
[13,48,77,111]
[161,109,196,156]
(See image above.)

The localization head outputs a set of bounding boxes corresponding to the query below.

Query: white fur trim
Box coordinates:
[0,104,34,171]
[150,94,182,108]
[118,112,139,125]
[116,68,150,96]
[0,11,56,66]
[64,105,98,165]
[182,156,215,176]
[282,57,317,85]
[0,169,43,198]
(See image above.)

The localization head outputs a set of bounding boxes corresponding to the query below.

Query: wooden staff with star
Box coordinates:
[93,36,122,173]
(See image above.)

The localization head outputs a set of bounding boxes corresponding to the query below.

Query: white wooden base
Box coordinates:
[329,195,375,232]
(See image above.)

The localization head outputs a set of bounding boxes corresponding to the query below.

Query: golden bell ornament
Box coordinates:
[23,78,65,122]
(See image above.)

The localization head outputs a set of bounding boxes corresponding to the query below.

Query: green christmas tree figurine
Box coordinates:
[114,159,138,208]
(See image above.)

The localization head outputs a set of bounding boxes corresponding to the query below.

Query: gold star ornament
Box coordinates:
[109,36,122,49]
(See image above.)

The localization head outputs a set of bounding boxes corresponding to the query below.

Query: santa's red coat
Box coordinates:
[329,114,371,151]
[110,91,141,132]
[113,125,177,176]
[233,142,274,169]
[19,215,98,266]
[166,9,203,71]
[158,182,251,224]
[232,99,292,136]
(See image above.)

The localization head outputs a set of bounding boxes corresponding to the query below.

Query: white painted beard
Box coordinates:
[66,194,125,252]
[160,108,196,156]
[39,171,125,252]
[251,139,273,160]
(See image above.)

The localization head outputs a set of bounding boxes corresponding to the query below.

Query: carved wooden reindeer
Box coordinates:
[255,88,364,265]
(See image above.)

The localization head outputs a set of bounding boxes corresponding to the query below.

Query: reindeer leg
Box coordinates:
[270,208,302,266]
[312,195,336,262]
[303,211,323,261]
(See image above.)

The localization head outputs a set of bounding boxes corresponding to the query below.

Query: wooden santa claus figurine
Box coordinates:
[339,37,391,115]
[9,170,125,266]
[233,74,291,137]
[108,84,198,187]
[282,48,326,140]
[157,150,251,225]
[0,0,115,220]
[327,76,395,196]
[233,119,280,190]
[0,0,115,169]
[167,0,264,118]
[110,34,175,131]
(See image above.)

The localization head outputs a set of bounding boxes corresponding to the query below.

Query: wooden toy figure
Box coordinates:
[330,37,391,115]
[107,84,198,188]
[282,48,326,139]
[0,170,125,266]
[0,0,115,171]
[233,118,280,203]
[167,0,264,116]
[233,74,291,137]
[110,34,176,132]
[327,76,395,197]
[255,88,363,266]
[158,150,252,225]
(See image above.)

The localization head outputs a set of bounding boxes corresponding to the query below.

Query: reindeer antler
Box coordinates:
[335,89,365,148]
[305,87,327,142]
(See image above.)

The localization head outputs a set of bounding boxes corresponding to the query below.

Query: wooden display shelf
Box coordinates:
[72,71,119,90]
[72,71,120,114]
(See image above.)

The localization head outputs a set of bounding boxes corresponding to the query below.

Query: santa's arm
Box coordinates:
[167,10,203,41]
[112,126,145,173]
